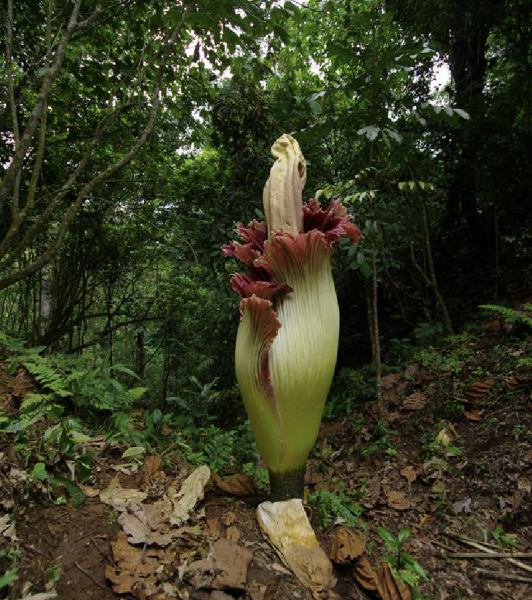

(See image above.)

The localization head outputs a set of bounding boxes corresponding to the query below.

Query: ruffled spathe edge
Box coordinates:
[223,198,362,300]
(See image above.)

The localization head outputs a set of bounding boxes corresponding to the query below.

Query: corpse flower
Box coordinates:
[223,134,362,500]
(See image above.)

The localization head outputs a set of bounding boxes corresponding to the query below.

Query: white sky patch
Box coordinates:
[430,62,451,97]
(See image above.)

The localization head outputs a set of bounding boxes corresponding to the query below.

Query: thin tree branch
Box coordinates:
[0,16,187,291]
[0,103,136,266]
[0,0,83,211]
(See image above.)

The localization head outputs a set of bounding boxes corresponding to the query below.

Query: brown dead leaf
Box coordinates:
[518,477,532,493]
[463,408,482,421]
[225,525,241,542]
[461,379,494,403]
[211,472,259,498]
[206,517,221,539]
[166,465,210,526]
[118,500,176,547]
[79,484,100,497]
[522,449,532,464]
[209,592,234,600]
[353,554,377,593]
[402,391,427,411]
[99,477,147,512]
[399,466,417,485]
[375,562,412,600]
[140,455,164,488]
[418,514,436,528]
[381,373,407,403]
[0,514,16,541]
[485,319,502,331]
[385,490,411,511]
[185,538,253,591]
[105,531,172,596]
[330,527,366,564]
[220,511,236,527]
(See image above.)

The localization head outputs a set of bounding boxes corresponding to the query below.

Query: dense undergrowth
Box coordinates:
[1,301,530,511]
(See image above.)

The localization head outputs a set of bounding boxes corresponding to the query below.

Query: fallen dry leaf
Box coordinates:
[381,373,408,403]
[105,530,172,596]
[385,490,411,511]
[0,514,16,541]
[463,409,482,421]
[353,553,378,592]
[402,391,427,411]
[461,379,494,403]
[518,477,532,493]
[375,562,412,600]
[140,455,164,488]
[399,466,417,484]
[118,500,176,546]
[206,517,222,539]
[354,556,412,600]
[185,538,253,591]
[418,514,436,528]
[220,511,237,527]
[225,525,241,542]
[80,484,100,497]
[211,472,260,498]
[99,477,147,512]
[257,499,336,599]
[330,527,366,564]
[167,465,210,526]
[209,592,235,600]
[452,497,472,514]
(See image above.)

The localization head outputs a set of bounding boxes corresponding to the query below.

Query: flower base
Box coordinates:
[268,464,306,501]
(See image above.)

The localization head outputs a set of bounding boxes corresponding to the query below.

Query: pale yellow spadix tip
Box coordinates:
[263,134,307,237]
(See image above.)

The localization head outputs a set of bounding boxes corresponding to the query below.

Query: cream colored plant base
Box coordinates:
[257,499,337,599]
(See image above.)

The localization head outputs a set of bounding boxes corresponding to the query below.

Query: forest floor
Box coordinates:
[1,324,532,600]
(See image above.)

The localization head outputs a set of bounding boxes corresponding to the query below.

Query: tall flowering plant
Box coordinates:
[223,134,362,500]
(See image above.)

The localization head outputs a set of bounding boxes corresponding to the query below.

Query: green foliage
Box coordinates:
[0,334,147,419]
[478,525,517,550]
[0,568,18,591]
[378,527,428,595]
[308,485,364,528]
[480,304,532,331]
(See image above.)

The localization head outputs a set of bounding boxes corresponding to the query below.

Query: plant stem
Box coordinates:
[269,465,306,501]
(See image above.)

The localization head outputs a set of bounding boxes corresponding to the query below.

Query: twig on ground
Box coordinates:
[476,568,532,583]
[447,533,532,575]
[90,537,107,557]
[74,561,110,592]
[449,551,532,559]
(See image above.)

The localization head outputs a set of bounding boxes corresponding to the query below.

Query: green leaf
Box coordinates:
[69,431,91,443]
[273,25,290,45]
[151,409,164,426]
[0,568,17,590]
[125,387,148,402]
[377,527,397,549]
[51,477,86,510]
[32,462,48,481]
[121,446,146,459]
[309,99,322,115]
[397,529,412,546]
[401,553,429,580]
[110,365,140,379]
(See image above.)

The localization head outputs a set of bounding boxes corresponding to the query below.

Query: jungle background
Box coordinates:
[1,1,531,599]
